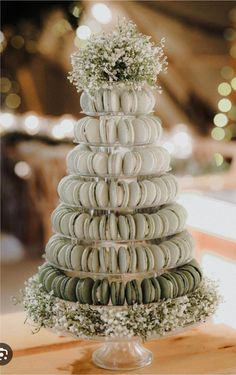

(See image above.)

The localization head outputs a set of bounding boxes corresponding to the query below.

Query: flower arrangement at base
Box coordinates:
[21,274,220,340]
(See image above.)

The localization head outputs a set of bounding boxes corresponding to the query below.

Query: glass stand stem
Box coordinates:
[92,338,153,370]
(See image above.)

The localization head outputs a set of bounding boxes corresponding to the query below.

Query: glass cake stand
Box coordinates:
[48,318,206,371]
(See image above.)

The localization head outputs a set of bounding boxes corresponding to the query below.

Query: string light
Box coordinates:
[14,161,32,179]
[91,3,112,24]
[213,113,228,127]
[211,127,225,141]
[217,82,232,96]
[5,93,21,109]
[24,114,40,135]
[218,98,232,112]
[0,113,14,129]
[76,25,91,40]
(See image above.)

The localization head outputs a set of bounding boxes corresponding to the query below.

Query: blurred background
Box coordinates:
[1,1,236,327]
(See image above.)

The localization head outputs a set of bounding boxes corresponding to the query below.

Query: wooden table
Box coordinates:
[1,312,236,374]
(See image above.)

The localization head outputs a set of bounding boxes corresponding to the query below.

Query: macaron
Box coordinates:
[92,279,110,305]
[64,277,79,301]
[157,275,174,299]
[126,280,142,305]
[75,277,94,304]
[118,247,130,273]
[111,282,125,305]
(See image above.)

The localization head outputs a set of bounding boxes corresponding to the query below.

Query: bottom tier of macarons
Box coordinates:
[39,260,202,306]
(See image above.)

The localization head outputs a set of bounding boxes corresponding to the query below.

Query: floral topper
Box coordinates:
[68,18,168,96]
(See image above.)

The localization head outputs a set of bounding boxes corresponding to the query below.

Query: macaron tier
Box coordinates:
[80,86,155,115]
[38,259,203,305]
[45,230,194,274]
[74,115,162,146]
[58,173,179,210]
[67,144,170,177]
[51,203,187,242]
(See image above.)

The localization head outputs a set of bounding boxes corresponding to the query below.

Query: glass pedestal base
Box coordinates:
[92,338,153,370]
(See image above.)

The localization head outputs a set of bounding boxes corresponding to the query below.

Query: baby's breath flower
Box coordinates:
[69,18,167,96]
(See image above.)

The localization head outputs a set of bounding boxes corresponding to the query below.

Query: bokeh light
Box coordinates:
[214,153,224,167]
[218,98,232,112]
[231,77,236,90]
[5,93,21,109]
[76,25,91,40]
[14,161,32,179]
[0,77,12,93]
[0,113,14,129]
[229,45,236,58]
[10,35,24,49]
[213,113,228,127]
[217,82,232,96]
[211,127,225,141]
[91,3,112,24]
[24,114,40,135]
[220,66,234,80]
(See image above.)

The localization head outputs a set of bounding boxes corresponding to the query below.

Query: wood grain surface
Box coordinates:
[1,312,236,374]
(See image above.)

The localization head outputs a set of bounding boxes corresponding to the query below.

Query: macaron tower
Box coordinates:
[23,20,219,370]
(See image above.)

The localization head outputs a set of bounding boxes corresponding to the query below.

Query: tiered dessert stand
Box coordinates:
[23,84,219,371]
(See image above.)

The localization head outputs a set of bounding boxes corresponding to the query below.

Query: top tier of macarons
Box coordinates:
[80,86,155,116]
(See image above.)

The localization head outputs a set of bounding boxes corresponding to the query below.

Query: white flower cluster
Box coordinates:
[19,274,221,340]
[68,19,167,96]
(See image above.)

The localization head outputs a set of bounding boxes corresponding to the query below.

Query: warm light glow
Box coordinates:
[52,19,72,37]
[218,98,232,112]
[91,3,112,24]
[14,161,31,179]
[211,127,225,141]
[24,114,40,135]
[217,82,232,96]
[5,94,21,109]
[0,113,15,128]
[214,152,224,167]
[213,113,228,127]
[172,130,193,158]
[76,25,91,40]
[220,66,234,80]
[231,77,236,90]
[0,77,12,93]
[229,45,236,58]
[11,35,24,49]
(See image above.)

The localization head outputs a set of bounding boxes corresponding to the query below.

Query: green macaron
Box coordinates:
[76,277,94,304]
[156,275,174,299]
[92,279,110,305]
[111,282,125,306]
[64,277,79,301]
